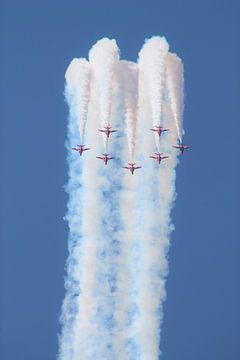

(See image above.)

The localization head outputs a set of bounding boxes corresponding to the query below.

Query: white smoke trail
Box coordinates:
[118,44,180,357]
[138,36,169,151]
[166,52,184,142]
[89,38,120,151]
[59,42,125,360]
[118,60,139,162]
[128,94,179,359]
[65,58,91,142]
[69,90,103,359]
[58,65,104,360]
[59,36,185,360]
[82,77,126,360]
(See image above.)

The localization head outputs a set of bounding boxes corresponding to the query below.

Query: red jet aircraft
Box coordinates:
[96,153,115,165]
[173,143,190,154]
[98,126,117,138]
[150,125,169,136]
[72,144,90,156]
[150,153,169,164]
[123,163,142,175]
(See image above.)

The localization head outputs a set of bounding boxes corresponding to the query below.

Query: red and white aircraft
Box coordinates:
[96,153,115,165]
[150,153,169,164]
[173,143,190,154]
[72,144,90,156]
[150,125,169,137]
[123,163,142,175]
[98,126,117,138]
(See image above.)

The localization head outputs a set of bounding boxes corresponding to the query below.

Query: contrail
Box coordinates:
[118,60,139,162]
[138,37,169,151]
[59,40,124,360]
[58,62,103,360]
[65,58,91,142]
[166,52,184,143]
[119,40,180,358]
[89,38,120,152]
[58,36,185,360]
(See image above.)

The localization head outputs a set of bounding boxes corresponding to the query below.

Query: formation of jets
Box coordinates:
[149,153,168,164]
[72,125,190,175]
[123,163,142,175]
[98,126,117,138]
[96,153,114,165]
[172,143,190,154]
[150,125,169,137]
[72,144,90,156]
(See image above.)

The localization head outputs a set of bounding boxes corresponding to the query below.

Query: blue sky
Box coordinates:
[0,0,239,359]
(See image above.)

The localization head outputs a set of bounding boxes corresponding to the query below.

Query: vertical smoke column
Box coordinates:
[89,38,120,151]
[119,60,139,162]
[84,38,123,360]
[58,55,103,359]
[65,58,91,141]
[111,60,140,359]
[138,37,169,150]
[125,36,182,359]
[166,53,184,142]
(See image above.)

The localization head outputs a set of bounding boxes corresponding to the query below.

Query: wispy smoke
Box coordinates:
[118,60,139,162]
[89,38,120,152]
[166,52,184,142]
[65,58,91,141]
[138,37,169,151]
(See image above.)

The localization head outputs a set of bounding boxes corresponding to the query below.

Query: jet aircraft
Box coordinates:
[98,126,117,138]
[172,143,190,154]
[96,153,114,165]
[150,153,169,164]
[72,144,90,156]
[123,163,142,175]
[150,125,169,136]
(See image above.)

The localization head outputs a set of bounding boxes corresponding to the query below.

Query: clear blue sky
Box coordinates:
[0,1,239,359]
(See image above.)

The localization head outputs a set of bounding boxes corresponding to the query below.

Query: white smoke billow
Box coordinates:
[58,36,185,360]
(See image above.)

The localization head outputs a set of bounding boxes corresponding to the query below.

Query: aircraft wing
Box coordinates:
[135,166,142,169]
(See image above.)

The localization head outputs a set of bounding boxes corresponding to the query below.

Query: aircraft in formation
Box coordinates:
[98,126,117,138]
[72,144,90,156]
[96,153,115,165]
[72,127,190,174]
[172,143,190,154]
[150,125,169,136]
[150,153,168,164]
[123,163,142,175]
